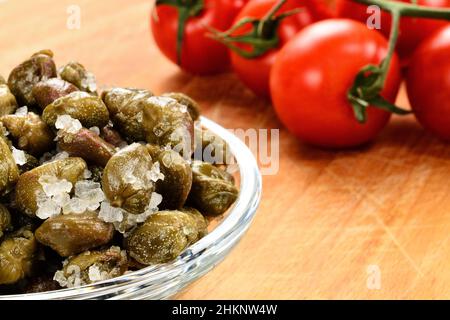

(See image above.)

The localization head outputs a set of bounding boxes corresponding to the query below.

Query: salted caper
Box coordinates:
[32,78,78,110]
[53,246,127,288]
[0,204,12,239]
[7,50,57,107]
[15,157,87,217]
[0,112,55,156]
[0,134,20,196]
[100,123,127,148]
[0,80,18,116]
[59,61,97,95]
[58,128,116,167]
[125,210,201,265]
[42,91,110,129]
[146,144,192,210]
[36,212,114,257]
[0,228,37,285]
[102,88,153,142]
[102,143,156,214]
[180,207,208,239]
[194,127,231,165]
[142,96,194,157]
[188,161,238,216]
[162,92,200,121]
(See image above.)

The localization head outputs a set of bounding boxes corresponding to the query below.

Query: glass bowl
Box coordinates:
[1,116,262,300]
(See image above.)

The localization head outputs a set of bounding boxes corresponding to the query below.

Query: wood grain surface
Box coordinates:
[1,0,449,300]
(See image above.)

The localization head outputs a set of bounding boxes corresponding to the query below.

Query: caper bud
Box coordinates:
[58,128,116,167]
[180,207,208,239]
[42,91,110,129]
[0,204,12,239]
[125,210,200,265]
[100,123,127,148]
[188,161,238,216]
[36,212,114,257]
[102,88,153,142]
[58,61,98,95]
[0,227,37,285]
[0,80,18,116]
[194,127,231,165]
[0,134,20,196]
[162,92,200,121]
[15,157,87,217]
[142,96,194,157]
[7,50,57,107]
[32,78,79,110]
[146,144,192,210]
[53,246,127,288]
[0,112,55,156]
[102,143,156,214]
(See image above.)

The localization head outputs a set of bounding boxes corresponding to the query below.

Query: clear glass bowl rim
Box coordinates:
[1,116,262,300]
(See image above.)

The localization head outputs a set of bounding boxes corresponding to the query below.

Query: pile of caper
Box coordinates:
[0,50,238,294]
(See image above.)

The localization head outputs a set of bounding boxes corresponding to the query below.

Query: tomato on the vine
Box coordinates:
[337,0,450,65]
[270,19,402,148]
[221,0,313,98]
[151,0,248,75]
[406,26,450,141]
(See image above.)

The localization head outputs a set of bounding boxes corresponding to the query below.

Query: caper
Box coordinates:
[0,80,18,116]
[194,127,230,165]
[180,207,208,239]
[53,246,127,288]
[162,92,200,121]
[58,128,116,167]
[0,134,20,196]
[42,91,110,129]
[100,123,127,148]
[32,78,78,110]
[146,144,192,210]
[35,212,114,257]
[188,161,238,216]
[142,96,194,157]
[0,227,37,285]
[125,210,201,265]
[102,143,155,214]
[102,88,154,142]
[0,204,12,239]
[15,157,87,217]
[7,50,57,107]
[59,61,98,95]
[0,112,55,156]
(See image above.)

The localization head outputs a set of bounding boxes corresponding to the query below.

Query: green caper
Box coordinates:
[0,112,55,156]
[100,123,127,148]
[0,204,12,239]
[35,212,115,257]
[0,134,20,196]
[162,92,200,121]
[180,207,208,239]
[15,157,87,217]
[58,128,116,167]
[142,96,194,157]
[194,127,231,165]
[7,50,57,107]
[0,80,18,116]
[146,144,192,210]
[32,78,79,110]
[102,143,155,214]
[125,210,201,265]
[188,161,238,216]
[42,91,110,129]
[0,227,37,285]
[53,246,127,288]
[102,88,153,142]
[58,61,98,95]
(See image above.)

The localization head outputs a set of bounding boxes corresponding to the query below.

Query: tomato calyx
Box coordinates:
[348,0,450,123]
[155,0,205,64]
[208,0,302,59]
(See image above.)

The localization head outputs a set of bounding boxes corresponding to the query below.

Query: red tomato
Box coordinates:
[337,0,450,66]
[406,26,450,140]
[151,0,247,75]
[270,19,402,148]
[302,0,339,19]
[229,0,313,98]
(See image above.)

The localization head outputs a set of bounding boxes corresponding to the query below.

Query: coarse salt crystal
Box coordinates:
[11,147,27,166]
[15,106,28,116]
[55,115,82,134]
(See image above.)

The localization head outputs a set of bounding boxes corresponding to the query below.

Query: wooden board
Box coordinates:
[1,0,450,300]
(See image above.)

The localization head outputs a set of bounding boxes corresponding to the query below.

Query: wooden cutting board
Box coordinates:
[1,0,449,299]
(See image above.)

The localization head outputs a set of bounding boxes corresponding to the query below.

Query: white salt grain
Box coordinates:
[11,147,27,166]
